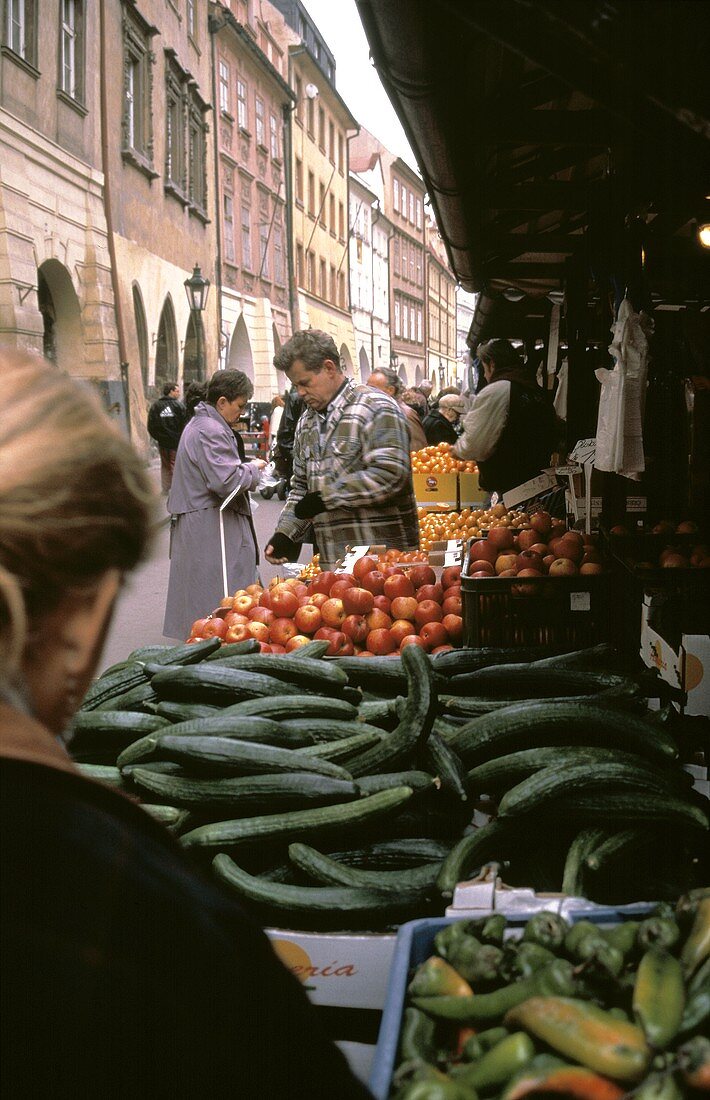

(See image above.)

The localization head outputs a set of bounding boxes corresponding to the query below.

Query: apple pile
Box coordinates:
[466,511,605,583]
[609,521,709,569]
[187,559,464,657]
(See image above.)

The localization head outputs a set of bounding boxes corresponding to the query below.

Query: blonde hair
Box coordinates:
[0,349,155,674]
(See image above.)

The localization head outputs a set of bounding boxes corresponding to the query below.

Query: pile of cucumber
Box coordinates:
[72,638,709,927]
[391,895,710,1100]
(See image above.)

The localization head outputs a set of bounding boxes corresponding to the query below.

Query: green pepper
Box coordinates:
[462,1035,484,1063]
[476,1027,509,1052]
[400,1006,438,1064]
[499,1055,570,1100]
[652,902,676,922]
[504,943,557,981]
[522,911,568,951]
[604,921,639,958]
[680,897,710,978]
[400,1074,478,1100]
[564,921,600,957]
[449,941,504,985]
[637,917,681,953]
[409,957,474,998]
[679,957,710,1034]
[677,1035,710,1091]
[454,1032,535,1091]
[413,959,576,1023]
[675,887,710,927]
[436,922,476,961]
[633,1072,683,1100]
[578,940,624,978]
[465,913,507,946]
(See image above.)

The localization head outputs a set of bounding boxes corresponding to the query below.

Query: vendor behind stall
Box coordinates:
[452,339,558,497]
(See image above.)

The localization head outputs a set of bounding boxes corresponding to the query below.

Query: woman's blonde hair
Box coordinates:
[0,349,155,674]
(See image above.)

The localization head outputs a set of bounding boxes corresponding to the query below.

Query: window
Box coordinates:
[409,191,415,223]
[393,237,400,273]
[393,179,399,212]
[307,251,315,293]
[329,193,335,234]
[188,90,208,213]
[409,248,415,283]
[307,95,314,136]
[410,305,416,341]
[219,60,230,113]
[307,170,315,217]
[338,201,345,241]
[294,75,303,122]
[237,78,248,130]
[394,298,401,338]
[330,264,337,303]
[60,0,83,102]
[318,106,325,150]
[259,222,270,279]
[295,158,303,204]
[5,0,37,66]
[416,249,422,286]
[338,133,344,174]
[296,242,304,285]
[165,61,186,195]
[400,239,407,279]
[401,185,407,220]
[319,181,326,226]
[269,112,279,159]
[274,223,284,285]
[403,301,409,340]
[255,95,265,146]
[186,0,195,38]
[338,272,346,309]
[122,8,156,172]
[328,120,335,163]
[417,307,423,344]
[416,198,422,230]
[241,204,252,270]
[223,195,235,263]
[319,257,327,298]
[356,237,363,263]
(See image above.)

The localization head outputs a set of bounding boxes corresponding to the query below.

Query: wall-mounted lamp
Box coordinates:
[305,82,319,100]
[698,223,710,249]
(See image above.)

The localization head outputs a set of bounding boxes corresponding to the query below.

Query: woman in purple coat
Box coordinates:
[163,370,265,639]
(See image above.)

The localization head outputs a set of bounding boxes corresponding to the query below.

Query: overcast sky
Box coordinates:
[301,0,418,171]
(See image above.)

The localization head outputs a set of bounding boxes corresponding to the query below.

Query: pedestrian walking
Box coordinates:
[423,393,465,445]
[147,381,186,493]
[163,370,265,640]
[0,348,369,1100]
[265,330,419,568]
[367,367,427,451]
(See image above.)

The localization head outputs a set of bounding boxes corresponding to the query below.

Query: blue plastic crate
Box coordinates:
[369,902,656,1100]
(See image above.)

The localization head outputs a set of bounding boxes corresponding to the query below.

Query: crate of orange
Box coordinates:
[411,444,479,510]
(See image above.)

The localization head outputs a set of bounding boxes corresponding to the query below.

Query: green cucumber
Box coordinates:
[214,654,348,692]
[79,663,148,711]
[219,695,359,721]
[76,764,127,789]
[357,697,404,729]
[553,792,709,831]
[437,819,515,898]
[260,837,453,881]
[153,637,222,665]
[279,718,377,743]
[116,714,310,768]
[561,827,609,897]
[585,828,660,872]
[140,804,187,827]
[94,681,159,713]
[530,644,617,669]
[432,647,549,676]
[287,842,441,890]
[498,761,687,818]
[149,664,304,705]
[203,639,261,660]
[181,785,414,852]
[356,771,437,796]
[131,767,359,812]
[70,711,170,755]
[332,655,410,694]
[420,730,468,801]
[287,639,330,659]
[296,730,381,761]
[447,666,637,698]
[156,734,353,779]
[443,693,643,718]
[156,702,220,722]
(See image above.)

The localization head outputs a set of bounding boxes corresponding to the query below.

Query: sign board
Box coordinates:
[503,472,557,510]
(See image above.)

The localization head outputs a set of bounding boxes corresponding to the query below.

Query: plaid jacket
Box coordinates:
[278,379,419,566]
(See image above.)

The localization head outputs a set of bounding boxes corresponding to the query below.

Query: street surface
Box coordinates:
[98,477,308,675]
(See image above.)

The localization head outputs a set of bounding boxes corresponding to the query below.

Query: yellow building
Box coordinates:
[268,3,358,373]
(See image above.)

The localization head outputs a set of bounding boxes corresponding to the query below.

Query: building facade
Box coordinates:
[456,286,479,394]
[212,2,293,400]
[426,221,458,389]
[348,155,391,379]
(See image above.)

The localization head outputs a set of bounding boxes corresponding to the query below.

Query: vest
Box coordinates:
[478,382,557,495]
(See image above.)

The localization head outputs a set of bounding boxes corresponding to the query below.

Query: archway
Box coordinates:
[36,260,83,373]
[228,314,254,380]
[340,343,353,376]
[155,296,178,393]
[132,283,149,391]
[183,312,205,384]
[272,322,281,355]
[415,364,422,385]
[358,346,370,377]
[398,363,408,386]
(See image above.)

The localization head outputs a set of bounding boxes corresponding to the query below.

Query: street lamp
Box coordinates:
[184,264,211,378]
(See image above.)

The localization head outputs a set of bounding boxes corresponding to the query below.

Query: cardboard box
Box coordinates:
[640,598,709,716]
[413,471,457,508]
[458,471,486,508]
[267,928,397,1009]
[502,472,557,510]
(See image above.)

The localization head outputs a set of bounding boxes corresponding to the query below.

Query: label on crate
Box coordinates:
[570,591,591,612]
[627,496,647,513]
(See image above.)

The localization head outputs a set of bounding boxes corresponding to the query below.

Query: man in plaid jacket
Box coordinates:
[265,331,419,568]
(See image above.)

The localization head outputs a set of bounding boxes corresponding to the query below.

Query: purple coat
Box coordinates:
[163,403,261,639]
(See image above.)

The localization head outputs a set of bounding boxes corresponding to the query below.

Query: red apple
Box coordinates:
[247,621,270,642]
[223,611,249,629]
[294,604,322,634]
[419,620,449,650]
[408,564,437,589]
[356,650,375,658]
[414,600,444,627]
[285,635,311,651]
[341,614,370,645]
[321,597,347,627]
[517,529,540,551]
[202,617,228,639]
[581,549,602,565]
[189,617,209,638]
[329,578,355,600]
[245,583,263,597]
[366,608,393,631]
[495,553,518,574]
[372,595,392,615]
[314,627,349,656]
[248,606,275,626]
[342,587,375,615]
[442,595,462,616]
[233,594,256,615]
[225,623,251,643]
[256,642,272,653]
[441,565,461,589]
[517,568,543,577]
[416,583,444,604]
[310,571,337,595]
[530,511,552,538]
[308,592,329,609]
[580,562,603,575]
[431,644,454,654]
[556,538,584,564]
[383,573,415,601]
[517,550,544,573]
[361,570,386,596]
[381,564,406,579]
[353,555,379,582]
[445,584,462,598]
[543,554,556,570]
[529,543,550,557]
[390,619,417,647]
[676,520,698,534]
[269,617,299,645]
[399,635,426,650]
[259,590,273,609]
[549,558,578,576]
[441,613,463,644]
[390,596,418,621]
[487,526,515,551]
[269,585,300,618]
[469,540,498,566]
[498,568,517,577]
[662,553,689,568]
[609,525,629,536]
[269,643,287,654]
[469,559,495,576]
[367,628,396,655]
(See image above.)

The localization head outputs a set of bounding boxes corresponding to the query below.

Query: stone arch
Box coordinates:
[132,283,149,391]
[183,311,205,384]
[414,364,422,385]
[340,342,353,375]
[228,313,254,380]
[358,346,370,376]
[398,363,408,386]
[36,259,83,373]
[155,295,179,393]
[272,322,281,354]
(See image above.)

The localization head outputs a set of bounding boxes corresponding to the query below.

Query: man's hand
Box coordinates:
[265,531,302,564]
[294,491,326,519]
[251,458,267,470]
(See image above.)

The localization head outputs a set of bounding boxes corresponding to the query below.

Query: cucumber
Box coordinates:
[79,663,149,711]
[288,639,330,659]
[153,637,222,665]
[420,730,468,801]
[530,644,617,670]
[140,804,187,827]
[260,837,454,880]
[346,645,437,777]
[585,829,666,873]
[127,644,174,663]
[287,842,442,890]
[561,827,609,897]
[156,702,220,722]
[212,853,426,926]
[432,647,549,676]
[332,655,410,694]
[94,681,159,713]
[219,695,359,722]
[357,697,404,729]
[149,664,304,705]
[356,771,437,796]
[203,639,261,660]
[116,714,310,768]
[447,666,638,699]
[279,718,377,743]
[76,764,127,789]
[437,819,516,898]
[214,654,348,692]
[70,711,170,755]
[442,693,643,718]
[446,701,679,765]
[546,792,709,832]
[180,785,414,852]
[131,767,359,812]
[498,761,681,817]
[296,730,381,761]
[156,735,353,779]
[121,760,183,779]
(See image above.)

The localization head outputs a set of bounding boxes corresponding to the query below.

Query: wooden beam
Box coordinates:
[484,180,608,210]
[480,109,619,145]
[486,262,566,279]
[483,232,584,256]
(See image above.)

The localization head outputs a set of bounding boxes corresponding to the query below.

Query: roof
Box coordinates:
[355,0,710,307]
[210,3,295,102]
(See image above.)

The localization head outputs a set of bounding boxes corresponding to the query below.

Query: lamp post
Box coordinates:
[184,264,211,378]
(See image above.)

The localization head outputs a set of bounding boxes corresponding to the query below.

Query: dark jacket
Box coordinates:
[147,396,186,450]
[0,703,370,1099]
[478,381,557,495]
[274,386,305,479]
[423,408,459,446]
